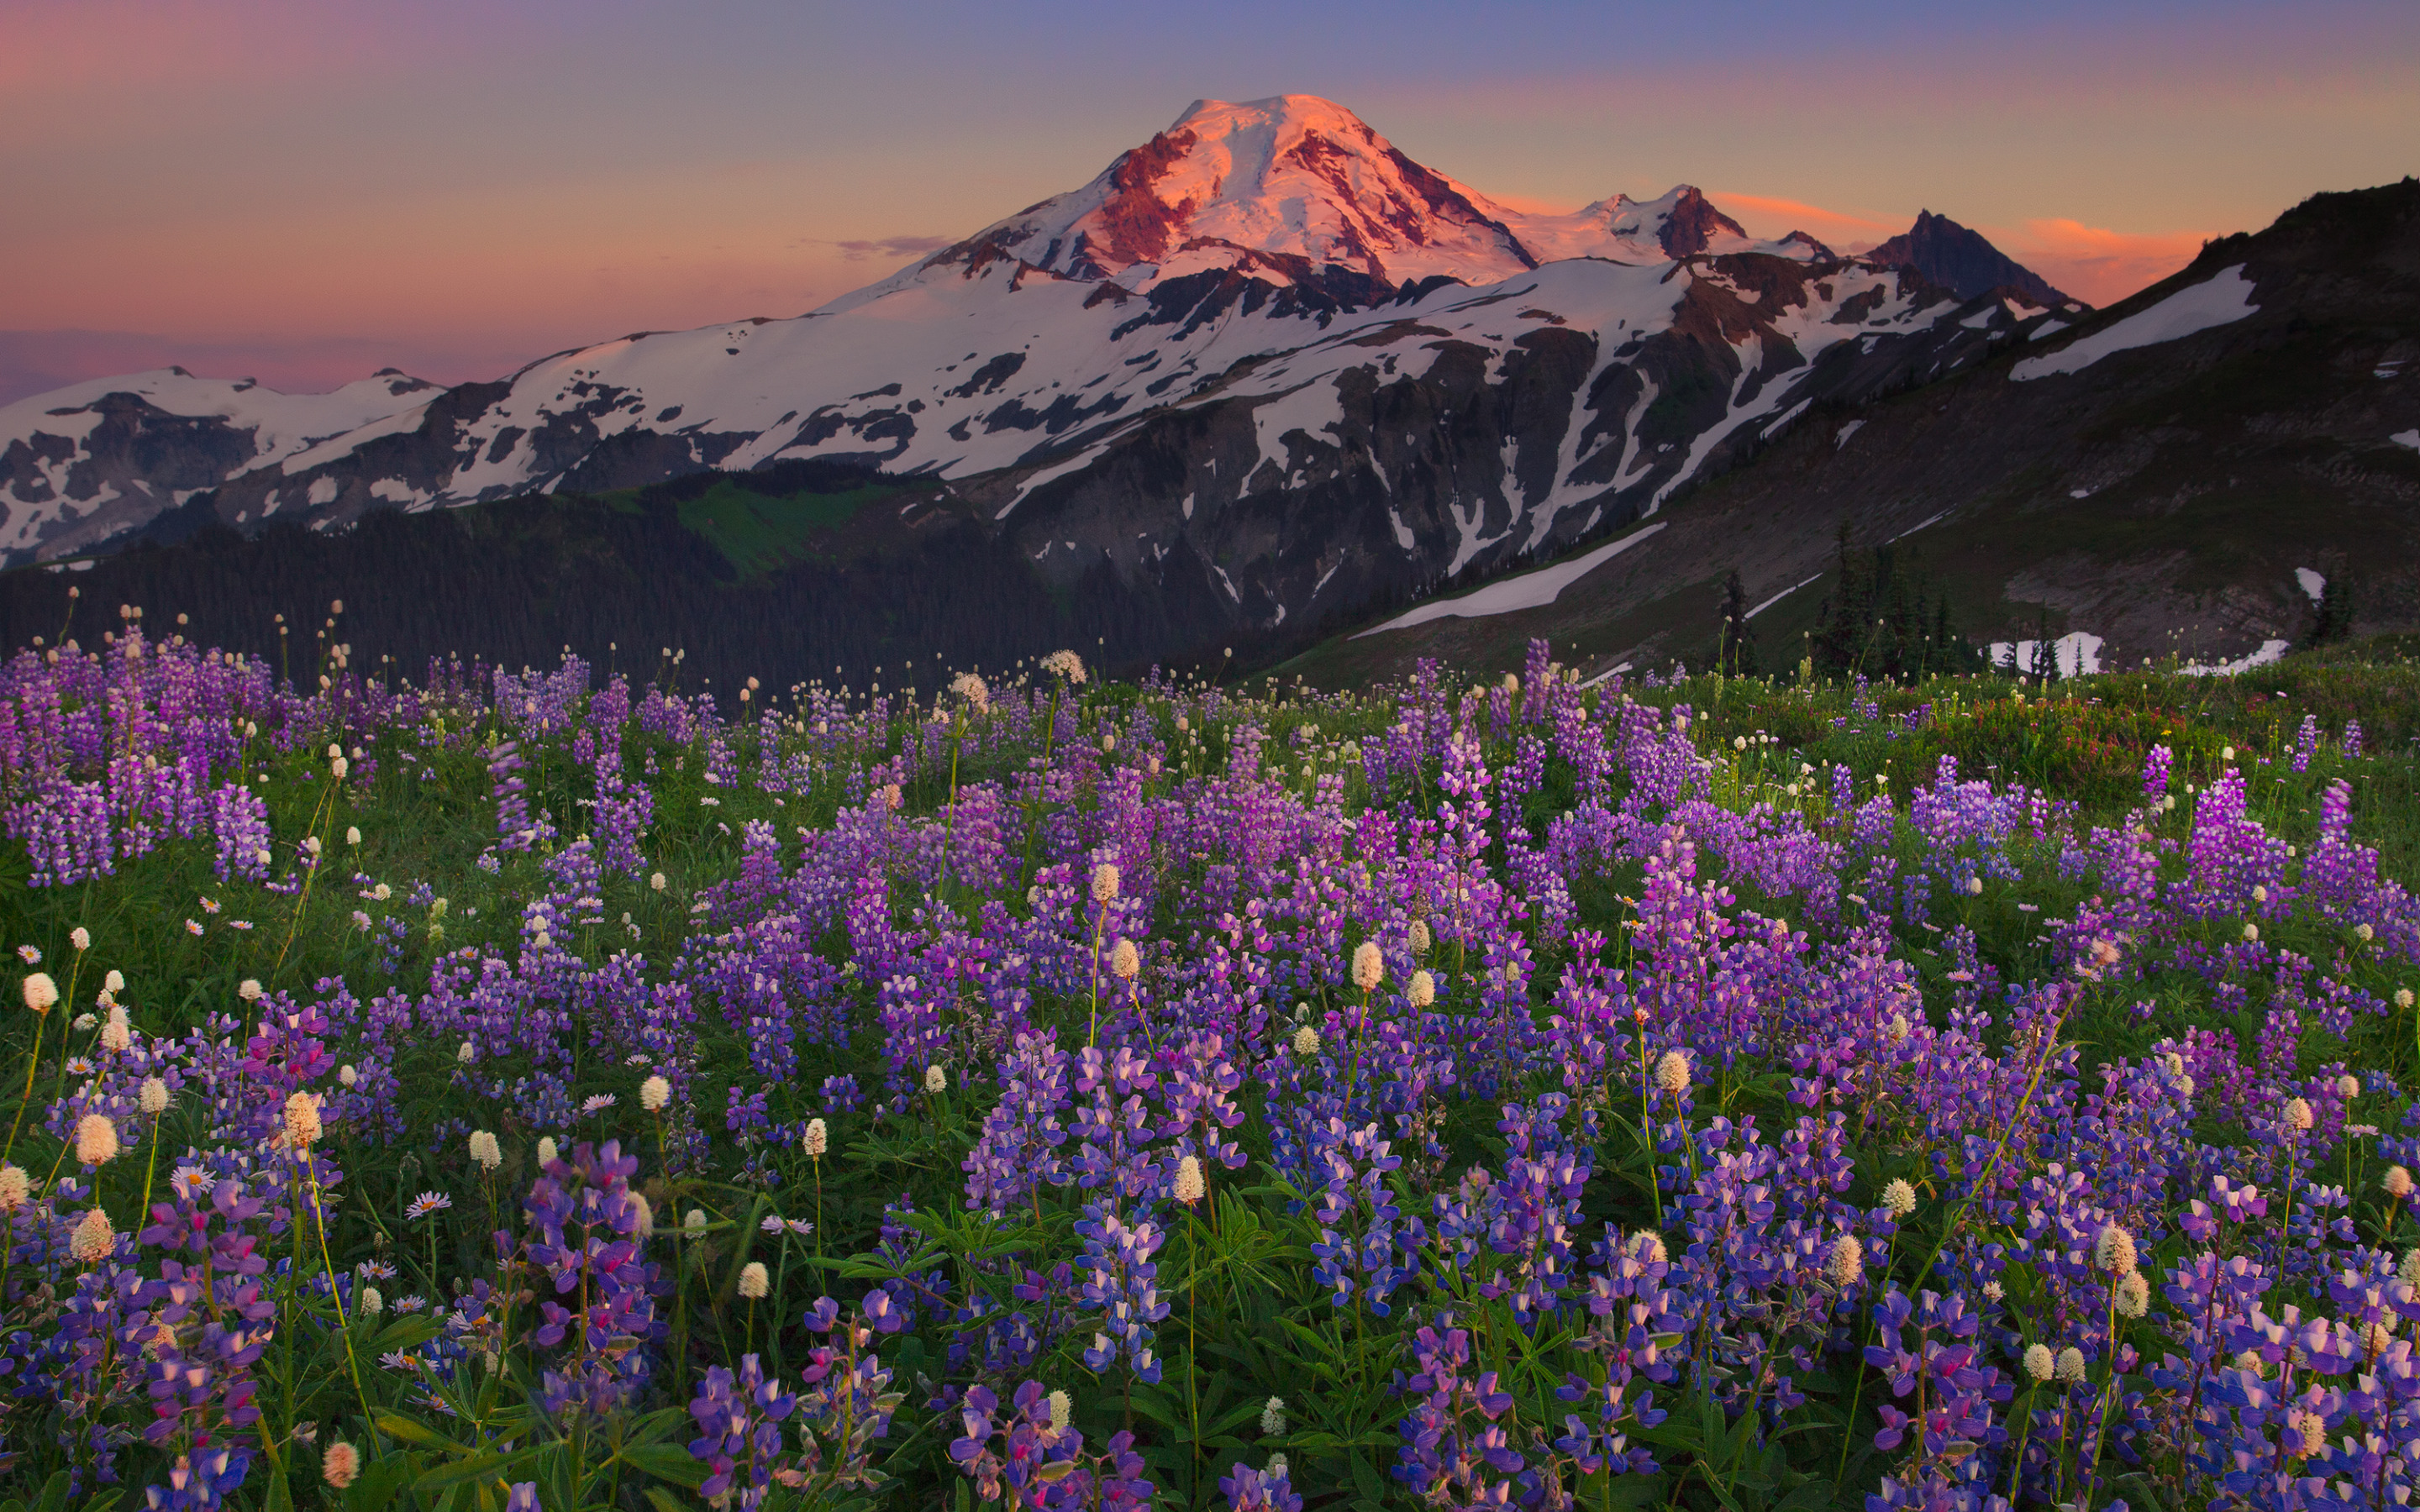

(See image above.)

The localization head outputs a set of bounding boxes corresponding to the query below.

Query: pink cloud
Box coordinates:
[1707,192,1903,250]
[1994,219,2212,307]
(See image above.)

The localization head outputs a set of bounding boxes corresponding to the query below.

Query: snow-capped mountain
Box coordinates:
[1,95,2071,638]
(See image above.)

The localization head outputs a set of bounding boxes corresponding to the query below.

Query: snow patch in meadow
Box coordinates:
[2391,429,2420,452]
[2177,639,2291,677]
[2296,568,2327,601]
[1833,420,1865,449]
[2010,267,2256,382]
[1355,523,1666,638]
[1989,633,2104,678]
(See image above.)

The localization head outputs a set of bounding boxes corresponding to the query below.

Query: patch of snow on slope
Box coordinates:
[2010,267,2256,381]
[1988,633,2104,678]
[1748,575,1822,619]
[2178,640,2291,677]
[1760,399,1810,441]
[2296,568,2326,601]
[995,452,1102,520]
[2392,430,2419,452]
[1355,522,1666,638]
[1834,420,1864,449]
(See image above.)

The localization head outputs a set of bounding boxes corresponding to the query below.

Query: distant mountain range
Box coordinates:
[2,97,2081,648]
[12,97,2399,686]
[1284,177,2420,686]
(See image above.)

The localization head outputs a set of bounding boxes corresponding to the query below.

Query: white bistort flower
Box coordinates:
[1351,940,1384,993]
[76,1113,120,1165]
[1654,1050,1691,1095]
[2094,1223,2138,1275]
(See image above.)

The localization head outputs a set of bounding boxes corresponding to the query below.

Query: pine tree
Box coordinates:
[1718,570,1758,676]
[2308,573,2353,647]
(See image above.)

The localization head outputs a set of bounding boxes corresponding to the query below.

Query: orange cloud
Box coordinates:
[1710,192,1903,250]
[1996,218,2212,307]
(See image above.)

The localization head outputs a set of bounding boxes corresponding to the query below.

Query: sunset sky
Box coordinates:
[3,0,2412,405]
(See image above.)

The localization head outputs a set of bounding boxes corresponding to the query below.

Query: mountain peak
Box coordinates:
[1867,210,2073,307]
[926,93,1535,291]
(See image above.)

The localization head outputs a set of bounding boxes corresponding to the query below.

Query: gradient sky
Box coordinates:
[3,0,2412,404]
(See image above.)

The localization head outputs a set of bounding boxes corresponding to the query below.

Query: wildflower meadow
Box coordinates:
[1,612,2417,1512]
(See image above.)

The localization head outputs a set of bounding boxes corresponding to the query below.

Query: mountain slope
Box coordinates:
[1866,210,2071,307]
[0,368,439,559]
[1,94,2079,666]
[1284,179,2420,685]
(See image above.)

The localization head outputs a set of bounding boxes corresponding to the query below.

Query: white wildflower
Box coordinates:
[76,1113,120,1165]
[1882,1179,1918,1218]
[283,1091,323,1150]
[2094,1223,2138,1275]
[70,1206,113,1263]
[1654,1050,1691,1095]
[2115,1271,2149,1318]
[739,1262,770,1299]
[641,1075,672,1112]
[1351,940,1384,993]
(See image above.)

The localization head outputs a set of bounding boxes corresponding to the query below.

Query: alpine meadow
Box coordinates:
[3,16,2420,1512]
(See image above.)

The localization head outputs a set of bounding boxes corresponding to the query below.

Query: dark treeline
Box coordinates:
[0,474,1247,696]
[1804,527,1988,682]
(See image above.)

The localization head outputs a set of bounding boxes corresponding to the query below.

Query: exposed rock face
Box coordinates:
[1866,209,2072,307]
[1295,180,2420,683]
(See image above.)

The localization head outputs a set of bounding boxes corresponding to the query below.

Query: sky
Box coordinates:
[2,0,2412,405]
